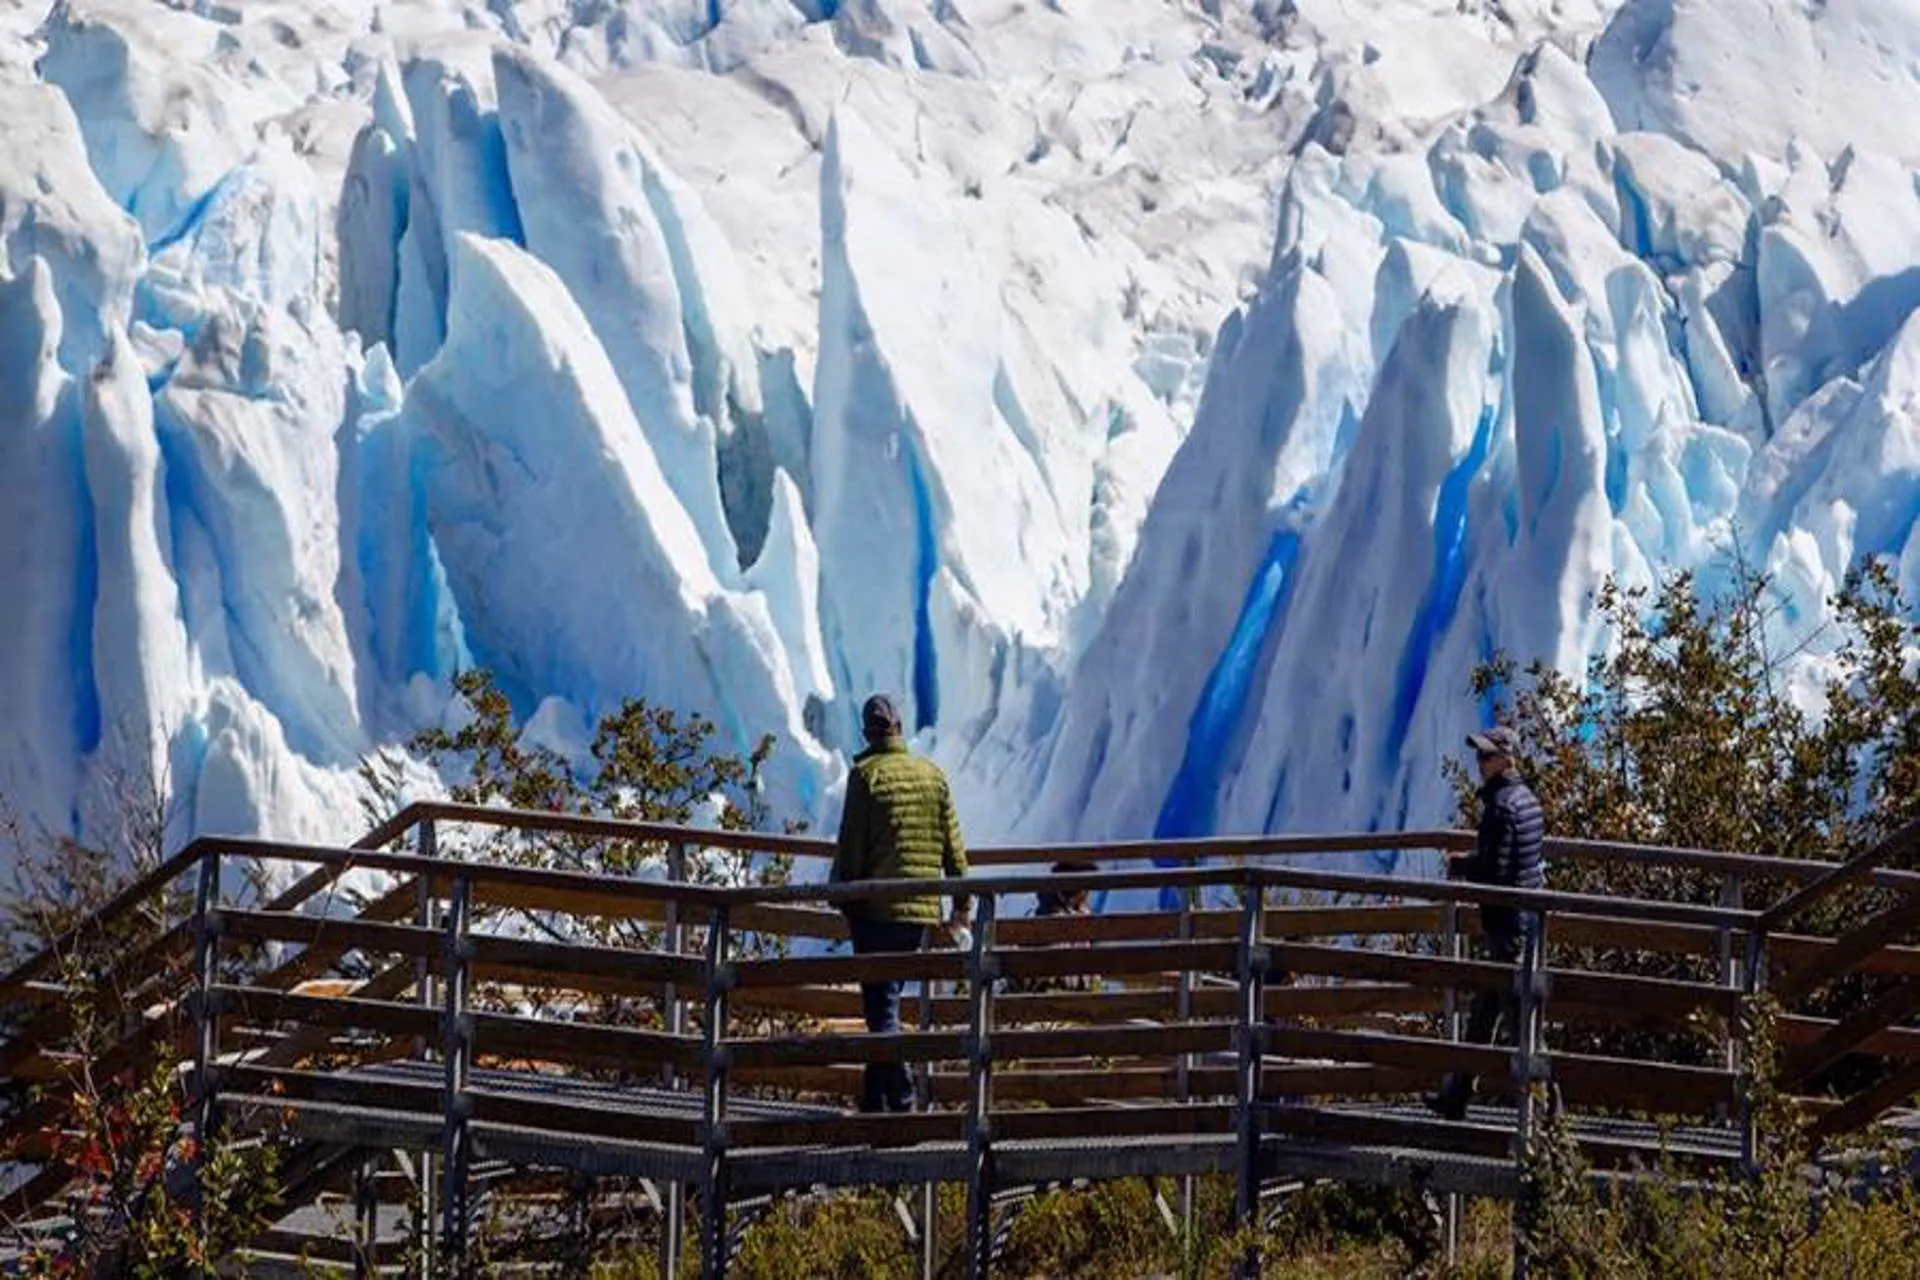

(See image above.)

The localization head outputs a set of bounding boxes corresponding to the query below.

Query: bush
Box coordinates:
[1452,558,1920,903]
[1450,557,1920,1069]
[0,836,284,1275]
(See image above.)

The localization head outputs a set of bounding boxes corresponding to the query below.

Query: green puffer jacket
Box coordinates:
[830,738,969,924]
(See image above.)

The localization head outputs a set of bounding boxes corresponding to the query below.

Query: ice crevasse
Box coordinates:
[0,0,1919,878]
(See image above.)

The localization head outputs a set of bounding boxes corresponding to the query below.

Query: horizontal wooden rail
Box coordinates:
[726,1028,969,1071]
[1783,980,1920,1085]
[221,1064,703,1147]
[1258,1027,1739,1114]
[0,806,423,1006]
[471,1011,705,1074]
[1760,816,1920,933]
[11,796,1913,1022]
[217,909,708,989]
[366,801,1920,895]
[993,903,1448,946]
[1774,894,1920,1003]
[212,985,439,1040]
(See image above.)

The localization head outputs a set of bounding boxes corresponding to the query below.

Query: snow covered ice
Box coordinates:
[2,0,1920,887]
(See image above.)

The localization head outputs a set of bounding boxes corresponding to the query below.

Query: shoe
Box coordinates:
[1424,1093,1467,1121]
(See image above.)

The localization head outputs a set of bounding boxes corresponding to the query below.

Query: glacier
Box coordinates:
[1,0,1919,882]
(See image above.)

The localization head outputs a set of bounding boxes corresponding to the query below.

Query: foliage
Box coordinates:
[0,956,283,1277]
[361,670,799,960]
[586,1178,1492,1280]
[1513,1000,1920,1279]
[0,753,189,973]
[0,749,286,1276]
[1447,557,1920,1063]
[1450,557,1920,902]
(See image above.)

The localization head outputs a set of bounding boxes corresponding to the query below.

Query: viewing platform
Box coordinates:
[2,802,1917,1276]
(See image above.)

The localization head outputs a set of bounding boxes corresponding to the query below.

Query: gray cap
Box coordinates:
[862,693,903,740]
[1465,725,1520,758]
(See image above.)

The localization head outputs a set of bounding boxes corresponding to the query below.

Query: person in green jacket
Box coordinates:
[830,693,971,1113]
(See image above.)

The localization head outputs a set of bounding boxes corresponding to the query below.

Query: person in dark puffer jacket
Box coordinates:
[830,693,971,1113]
[1431,724,1546,1120]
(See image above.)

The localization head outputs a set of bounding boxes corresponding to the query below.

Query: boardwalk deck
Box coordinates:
[0,801,1915,1277]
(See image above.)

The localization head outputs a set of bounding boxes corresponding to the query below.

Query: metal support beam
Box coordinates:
[964,893,999,1280]
[700,905,733,1280]
[441,871,474,1272]
[1233,878,1267,1278]
[661,840,688,1280]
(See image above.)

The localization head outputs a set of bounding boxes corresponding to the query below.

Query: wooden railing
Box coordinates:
[2,804,1918,1278]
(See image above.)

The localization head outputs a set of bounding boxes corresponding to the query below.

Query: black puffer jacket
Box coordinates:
[1459,772,1545,888]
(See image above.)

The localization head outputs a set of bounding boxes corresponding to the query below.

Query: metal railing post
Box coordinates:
[191,847,223,1180]
[1233,876,1268,1278]
[964,892,999,1280]
[1719,873,1744,1074]
[1740,925,1769,1175]
[661,840,689,1280]
[918,943,937,1280]
[1511,909,1549,1280]
[441,871,474,1271]
[353,1157,379,1280]
[413,820,438,1280]
[1176,881,1197,1239]
[699,905,733,1279]
[1440,896,1462,1263]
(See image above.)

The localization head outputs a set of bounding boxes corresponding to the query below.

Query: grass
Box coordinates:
[588,1179,1526,1279]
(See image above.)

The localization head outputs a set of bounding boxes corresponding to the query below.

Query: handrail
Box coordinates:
[214,838,736,908]
[10,792,1904,1014]
[216,835,1758,932]
[0,805,426,1006]
[1758,816,1920,933]
[368,800,1920,892]
[0,840,205,1004]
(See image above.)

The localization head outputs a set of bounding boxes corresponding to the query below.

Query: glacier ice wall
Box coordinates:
[2,0,1920,873]
[1016,26,1920,864]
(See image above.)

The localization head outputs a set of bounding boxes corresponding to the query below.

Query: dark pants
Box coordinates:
[1436,910,1539,1116]
[848,916,928,1113]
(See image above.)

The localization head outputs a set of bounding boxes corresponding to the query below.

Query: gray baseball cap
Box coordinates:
[1465,725,1520,757]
